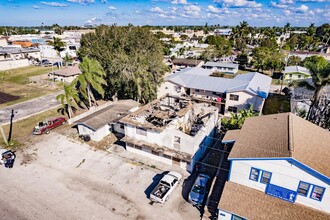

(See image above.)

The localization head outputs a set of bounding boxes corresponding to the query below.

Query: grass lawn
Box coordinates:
[262,93,291,115]
[0,108,62,148]
[0,66,59,107]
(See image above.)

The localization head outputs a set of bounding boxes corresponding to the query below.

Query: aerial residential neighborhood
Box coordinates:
[0,0,330,220]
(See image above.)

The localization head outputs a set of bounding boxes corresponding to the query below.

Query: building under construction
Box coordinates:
[119,95,219,171]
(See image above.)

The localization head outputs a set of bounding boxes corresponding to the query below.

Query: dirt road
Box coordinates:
[0,133,199,220]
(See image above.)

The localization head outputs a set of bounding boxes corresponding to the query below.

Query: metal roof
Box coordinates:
[285,66,311,75]
[203,62,238,69]
[166,68,271,98]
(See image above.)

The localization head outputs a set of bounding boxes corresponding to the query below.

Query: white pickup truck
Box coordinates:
[150,171,182,203]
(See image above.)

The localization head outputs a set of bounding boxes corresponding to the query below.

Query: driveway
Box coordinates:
[0,91,62,125]
[0,133,199,220]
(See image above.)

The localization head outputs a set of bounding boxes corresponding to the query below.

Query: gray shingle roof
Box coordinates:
[166,68,271,98]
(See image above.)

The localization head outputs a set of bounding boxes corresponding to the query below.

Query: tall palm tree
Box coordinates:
[48,37,66,54]
[75,57,107,108]
[56,83,79,119]
[291,56,330,122]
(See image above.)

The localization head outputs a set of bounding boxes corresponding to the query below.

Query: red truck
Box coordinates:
[33,117,66,135]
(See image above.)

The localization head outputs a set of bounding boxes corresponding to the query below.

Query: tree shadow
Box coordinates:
[144,171,169,199]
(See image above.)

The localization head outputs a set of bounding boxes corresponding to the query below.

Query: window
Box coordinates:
[196,89,200,92]
[162,154,172,159]
[229,94,239,101]
[297,181,310,197]
[310,185,325,201]
[289,74,292,78]
[260,171,272,184]
[228,106,238,113]
[151,150,159,156]
[136,127,147,136]
[249,167,260,182]
[298,74,301,79]
[135,145,142,150]
[174,136,181,143]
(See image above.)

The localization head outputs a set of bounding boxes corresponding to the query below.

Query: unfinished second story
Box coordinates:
[119,95,219,158]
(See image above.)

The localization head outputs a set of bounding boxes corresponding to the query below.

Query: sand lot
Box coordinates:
[0,133,199,220]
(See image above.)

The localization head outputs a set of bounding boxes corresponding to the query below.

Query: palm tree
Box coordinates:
[63,53,73,66]
[291,56,330,122]
[48,37,66,54]
[75,57,107,108]
[56,83,79,119]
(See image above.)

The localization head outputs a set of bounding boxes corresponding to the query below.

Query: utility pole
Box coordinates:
[0,113,9,146]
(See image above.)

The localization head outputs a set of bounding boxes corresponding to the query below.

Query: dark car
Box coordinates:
[188,173,210,206]
[33,117,66,135]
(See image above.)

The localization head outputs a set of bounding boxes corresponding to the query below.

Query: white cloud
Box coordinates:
[85,17,101,25]
[213,0,262,8]
[207,5,221,13]
[271,1,288,8]
[182,5,201,17]
[40,2,68,7]
[295,4,308,13]
[283,9,292,15]
[150,6,165,13]
[67,0,94,4]
[108,6,116,10]
[33,5,40,9]
[171,0,187,4]
[280,0,294,4]
[100,0,107,3]
[207,13,223,18]
[299,0,326,2]
[184,5,201,12]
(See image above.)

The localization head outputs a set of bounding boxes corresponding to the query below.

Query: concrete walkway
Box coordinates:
[0,91,62,125]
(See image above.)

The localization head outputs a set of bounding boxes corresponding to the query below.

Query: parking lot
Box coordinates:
[0,133,200,220]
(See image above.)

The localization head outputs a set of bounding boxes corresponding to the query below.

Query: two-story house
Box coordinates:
[217,113,330,219]
[119,95,218,172]
[161,67,271,116]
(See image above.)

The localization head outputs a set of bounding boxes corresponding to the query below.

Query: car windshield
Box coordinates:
[192,185,204,194]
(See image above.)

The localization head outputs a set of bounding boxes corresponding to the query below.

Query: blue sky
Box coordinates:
[1,0,329,27]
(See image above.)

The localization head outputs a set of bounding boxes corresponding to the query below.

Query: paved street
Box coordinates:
[0,91,62,125]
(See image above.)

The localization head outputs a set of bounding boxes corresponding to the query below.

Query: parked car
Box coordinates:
[41,59,52,67]
[188,173,210,206]
[149,171,182,203]
[33,117,66,135]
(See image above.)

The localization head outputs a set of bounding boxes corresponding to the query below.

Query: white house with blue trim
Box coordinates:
[219,113,330,219]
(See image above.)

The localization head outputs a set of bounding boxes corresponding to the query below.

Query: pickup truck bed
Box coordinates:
[149,171,182,203]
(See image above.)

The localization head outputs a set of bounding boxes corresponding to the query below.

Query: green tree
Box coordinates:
[287,55,302,66]
[48,37,66,54]
[63,53,73,66]
[292,56,330,128]
[75,57,107,108]
[221,105,257,130]
[78,25,169,104]
[251,47,271,72]
[56,83,79,119]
